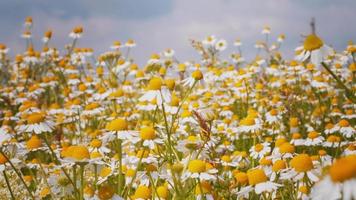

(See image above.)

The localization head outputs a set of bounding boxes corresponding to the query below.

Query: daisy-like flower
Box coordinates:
[139,126,163,149]
[147,53,160,65]
[295,34,333,66]
[336,119,355,138]
[182,159,217,181]
[290,132,305,146]
[0,127,12,146]
[25,134,46,152]
[105,118,138,141]
[281,154,320,182]
[82,102,104,116]
[181,69,202,87]
[215,39,227,51]
[250,143,271,159]
[262,26,271,35]
[42,29,52,43]
[69,26,83,39]
[304,131,324,146]
[163,48,175,58]
[139,77,171,105]
[238,116,262,133]
[236,168,281,197]
[234,38,242,47]
[323,135,342,148]
[311,155,356,200]
[17,112,55,134]
[202,35,216,46]
[125,39,136,48]
[61,145,90,164]
[112,59,130,75]
[277,34,285,43]
[110,40,123,50]
[324,123,339,135]
[0,43,9,54]
[265,109,282,124]
[195,181,214,200]
[131,185,151,200]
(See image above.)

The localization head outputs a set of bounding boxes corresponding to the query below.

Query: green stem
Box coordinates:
[3,170,16,200]
[79,164,85,200]
[321,62,355,103]
[117,139,123,194]
[1,151,35,199]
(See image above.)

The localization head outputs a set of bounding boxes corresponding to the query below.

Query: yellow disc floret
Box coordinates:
[140,127,156,140]
[247,169,267,185]
[188,160,206,173]
[304,34,324,51]
[329,155,356,182]
[290,154,313,172]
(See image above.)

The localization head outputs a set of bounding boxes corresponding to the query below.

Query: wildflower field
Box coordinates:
[0,17,355,200]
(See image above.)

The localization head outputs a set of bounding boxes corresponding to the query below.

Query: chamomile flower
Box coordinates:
[295,34,333,66]
[311,155,356,200]
[139,77,171,105]
[182,159,217,181]
[17,112,55,134]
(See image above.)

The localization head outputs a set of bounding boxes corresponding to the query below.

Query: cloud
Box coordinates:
[0,0,355,65]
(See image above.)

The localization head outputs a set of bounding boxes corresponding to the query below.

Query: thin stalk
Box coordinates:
[3,170,16,200]
[0,151,35,199]
[321,62,355,103]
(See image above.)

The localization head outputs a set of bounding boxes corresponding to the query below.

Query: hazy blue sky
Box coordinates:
[0,0,355,64]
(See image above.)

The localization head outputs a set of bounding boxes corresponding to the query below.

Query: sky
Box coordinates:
[0,0,356,65]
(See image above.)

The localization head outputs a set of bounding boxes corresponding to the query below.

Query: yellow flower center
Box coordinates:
[98,185,115,200]
[290,154,313,172]
[270,109,278,116]
[292,133,301,139]
[289,117,299,127]
[90,139,102,148]
[40,187,51,198]
[0,153,8,164]
[140,127,156,140]
[234,172,248,185]
[275,138,287,147]
[26,135,42,150]
[308,131,319,139]
[133,185,151,199]
[272,160,286,172]
[165,79,175,90]
[27,112,45,124]
[247,169,267,185]
[90,151,102,159]
[327,135,340,143]
[299,186,309,194]
[148,77,162,90]
[85,102,100,110]
[188,160,206,173]
[338,119,349,127]
[241,117,256,126]
[254,144,264,152]
[157,186,169,198]
[303,34,324,51]
[195,181,212,195]
[279,143,295,154]
[171,163,184,173]
[259,157,272,166]
[63,145,90,161]
[329,155,356,182]
[100,167,112,177]
[106,118,128,131]
[192,70,203,80]
[221,155,231,163]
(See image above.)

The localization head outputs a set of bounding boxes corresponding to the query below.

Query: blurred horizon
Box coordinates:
[0,0,355,65]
